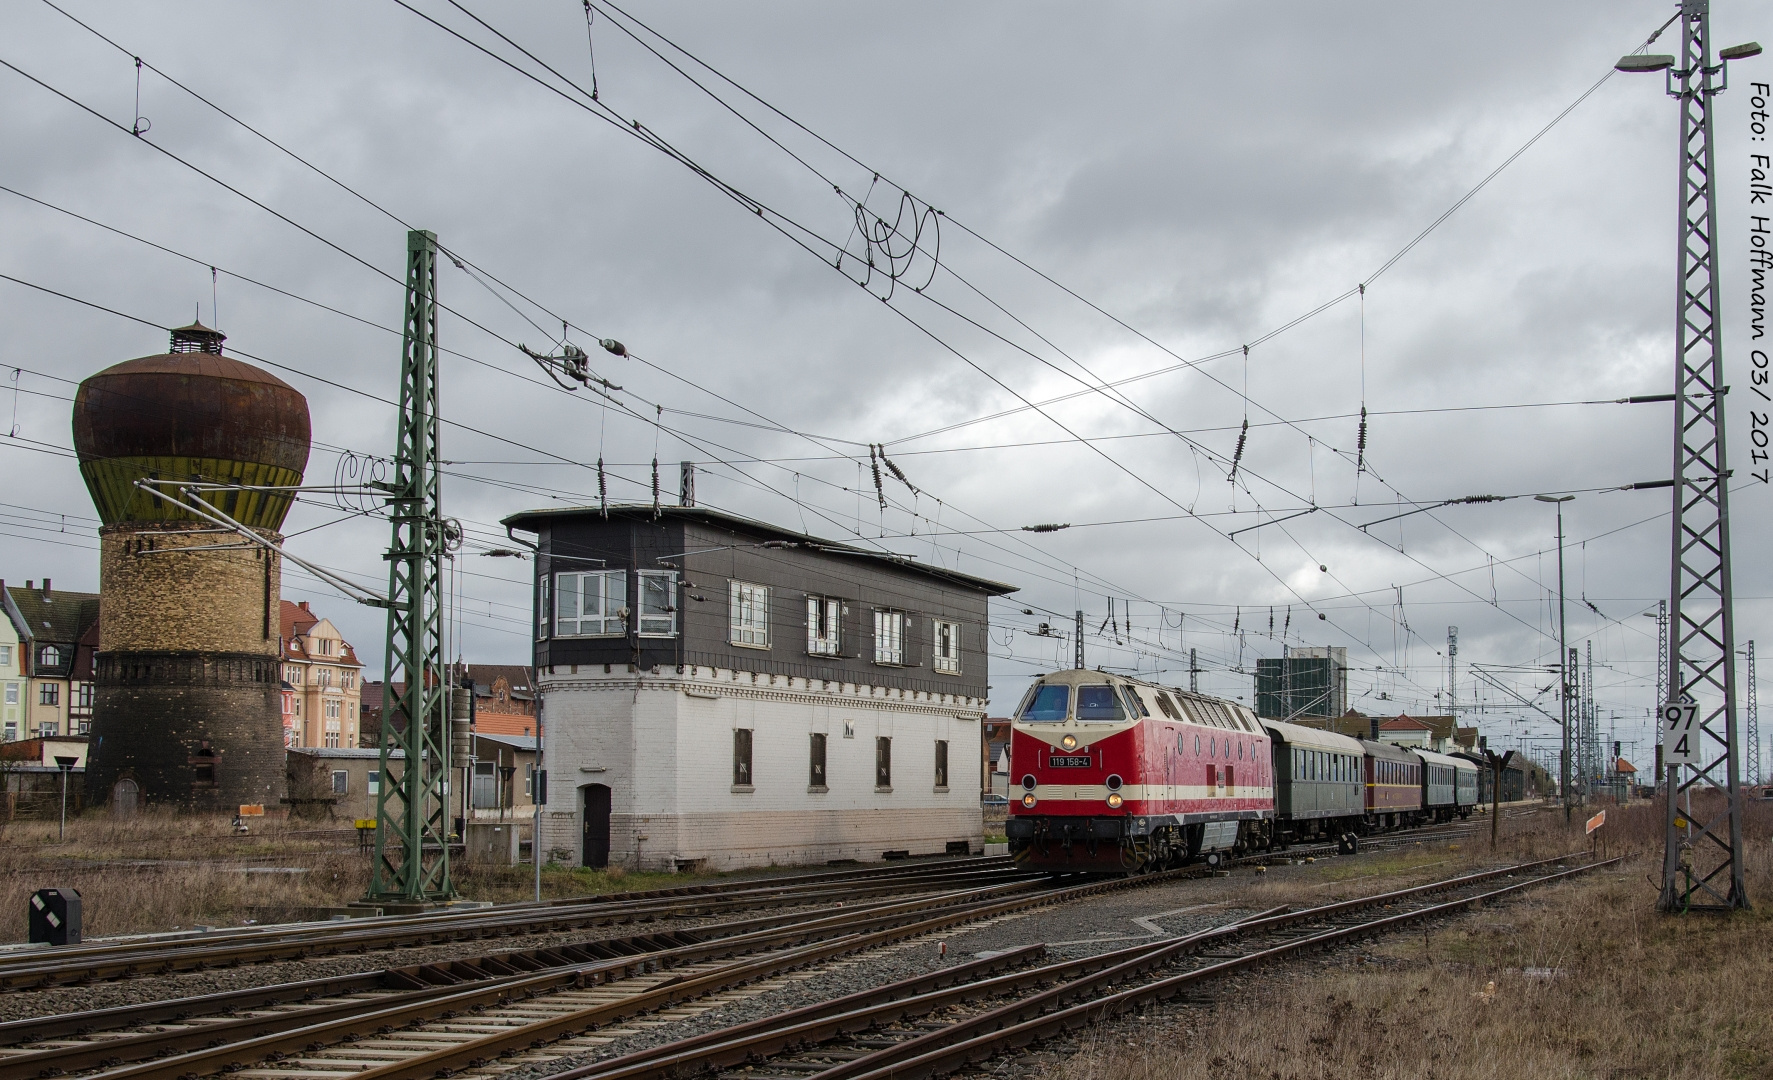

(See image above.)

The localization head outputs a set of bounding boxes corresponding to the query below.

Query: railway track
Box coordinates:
[0,858,1023,990]
[0,863,1201,1080]
[531,851,1619,1080]
[0,840,1602,1080]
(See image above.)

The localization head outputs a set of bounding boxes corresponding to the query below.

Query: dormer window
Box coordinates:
[39,646,61,668]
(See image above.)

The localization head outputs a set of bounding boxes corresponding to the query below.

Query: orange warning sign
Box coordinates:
[1585,809,1606,835]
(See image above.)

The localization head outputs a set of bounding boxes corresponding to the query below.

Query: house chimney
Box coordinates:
[41,579,50,598]
[298,601,310,612]
[25,581,33,590]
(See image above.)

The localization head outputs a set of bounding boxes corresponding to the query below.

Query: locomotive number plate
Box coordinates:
[1047,755,1092,767]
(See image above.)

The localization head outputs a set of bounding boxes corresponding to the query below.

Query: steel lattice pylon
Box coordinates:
[368,230,455,903]
[1656,0,1749,912]
[1746,641,1760,786]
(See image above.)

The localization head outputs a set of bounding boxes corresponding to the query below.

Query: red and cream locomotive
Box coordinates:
[1004,668,1274,872]
[1004,668,1478,873]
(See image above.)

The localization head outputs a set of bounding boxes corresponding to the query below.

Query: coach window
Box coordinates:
[733,728,754,790]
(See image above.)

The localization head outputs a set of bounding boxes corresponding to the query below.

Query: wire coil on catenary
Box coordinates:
[331,450,388,514]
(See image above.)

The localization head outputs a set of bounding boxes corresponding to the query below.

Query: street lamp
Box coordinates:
[1535,495,1575,822]
[53,755,78,841]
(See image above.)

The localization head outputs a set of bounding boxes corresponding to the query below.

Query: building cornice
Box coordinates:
[540,664,985,719]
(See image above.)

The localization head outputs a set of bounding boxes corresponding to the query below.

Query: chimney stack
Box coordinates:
[41,578,51,598]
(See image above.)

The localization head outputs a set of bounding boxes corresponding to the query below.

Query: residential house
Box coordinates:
[0,600,22,741]
[279,601,365,748]
[2,580,101,738]
[466,665,538,737]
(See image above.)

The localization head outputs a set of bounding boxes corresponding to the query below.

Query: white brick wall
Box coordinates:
[538,666,985,870]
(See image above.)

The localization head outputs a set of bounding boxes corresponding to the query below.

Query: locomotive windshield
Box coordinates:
[1076,685,1126,722]
[1020,684,1071,722]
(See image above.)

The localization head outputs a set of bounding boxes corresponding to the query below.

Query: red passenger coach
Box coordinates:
[1361,739,1425,827]
[1005,669,1274,872]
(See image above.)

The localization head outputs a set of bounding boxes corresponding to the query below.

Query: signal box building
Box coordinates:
[503,504,1016,871]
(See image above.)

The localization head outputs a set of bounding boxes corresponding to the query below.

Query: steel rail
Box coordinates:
[0,866,1034,989]
[0,857,1014,972]
[61,864,1200,1080]
[826,856,1625,1080]
[543,852,1593,1080]
[0,879,1045,1079]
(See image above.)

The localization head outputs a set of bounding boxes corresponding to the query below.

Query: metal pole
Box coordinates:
[1653,0,1750,911]
[1555,500,1571,823]
[368,229,454,904]
[58,764,67,841]
[1073,611,1084,670]
[533,696,544,902]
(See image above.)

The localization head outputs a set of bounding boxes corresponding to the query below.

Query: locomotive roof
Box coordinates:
[1259,718,1364,755]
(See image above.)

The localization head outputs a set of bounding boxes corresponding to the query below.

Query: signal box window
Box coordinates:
[807,597,841,656]
[556,570,628,636]
[733,728,754,788]
[331,770,348,794]
[932,619,960,674]
[934,740,949,790]
[1019,685,1070,722]
[637,571,677,637]
[730,582,770,648]
[809,732,827,790]
[873,610,905,665]
[875,736,892,791]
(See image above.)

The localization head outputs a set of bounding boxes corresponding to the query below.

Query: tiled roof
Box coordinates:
[279,600,360,667]
[6,585,100,646]
[1380,715,1436,731]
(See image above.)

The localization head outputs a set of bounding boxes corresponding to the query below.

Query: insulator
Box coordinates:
[597,456,608,517]
[651,457,661,517]
[869,444,887,511]
[1228,418,1249,483]
[600,338,627,357]
[1356,405,1368,474]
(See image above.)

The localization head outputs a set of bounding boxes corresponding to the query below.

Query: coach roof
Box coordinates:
[1259,718,1365,756]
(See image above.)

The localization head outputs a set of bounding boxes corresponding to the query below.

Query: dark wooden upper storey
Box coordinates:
[502,505,1017,699]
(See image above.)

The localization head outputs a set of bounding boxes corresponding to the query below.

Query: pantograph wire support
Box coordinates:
[370,228,455,904]
[1651,0,1750,911]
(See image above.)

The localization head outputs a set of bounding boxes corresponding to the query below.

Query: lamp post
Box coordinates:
[53,755,78,841]
[1535,494,1575,823]
[1616,1,1759,912]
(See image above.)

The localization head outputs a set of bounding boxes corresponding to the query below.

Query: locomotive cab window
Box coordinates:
[1076,685,1125,722]
[1020,684,1071,722]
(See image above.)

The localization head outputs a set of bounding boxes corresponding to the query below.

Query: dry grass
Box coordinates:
[1048,800,1773,1080]
[0,811,716,941]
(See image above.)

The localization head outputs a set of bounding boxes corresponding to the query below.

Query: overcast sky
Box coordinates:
[2,0,1769,771]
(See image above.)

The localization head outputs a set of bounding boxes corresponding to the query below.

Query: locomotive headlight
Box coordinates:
[1021,793,1037,808]
[1106,792,1124,809]
[1061,734,1078,750]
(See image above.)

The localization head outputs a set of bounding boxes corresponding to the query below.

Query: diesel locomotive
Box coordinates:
[1004,668,1479,872]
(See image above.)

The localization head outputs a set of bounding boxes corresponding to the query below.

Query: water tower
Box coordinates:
[74,322,311,812]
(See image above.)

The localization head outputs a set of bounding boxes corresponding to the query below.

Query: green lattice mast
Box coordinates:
[368,230,454,902]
